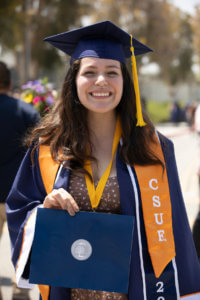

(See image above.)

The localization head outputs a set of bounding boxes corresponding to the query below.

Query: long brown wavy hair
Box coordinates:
[26,59,163,173]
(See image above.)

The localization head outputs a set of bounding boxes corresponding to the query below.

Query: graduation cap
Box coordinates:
[44,20,153,126]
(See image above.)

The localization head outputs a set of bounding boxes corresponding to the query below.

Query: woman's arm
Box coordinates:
[6,146,47,288]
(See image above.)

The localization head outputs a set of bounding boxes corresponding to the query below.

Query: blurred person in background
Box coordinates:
[170,101,185,124]
[194,102,200,135]
[0,61,39,299]
[184,102,196,129]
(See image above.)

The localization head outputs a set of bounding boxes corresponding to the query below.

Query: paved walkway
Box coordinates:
[156,122,191,138]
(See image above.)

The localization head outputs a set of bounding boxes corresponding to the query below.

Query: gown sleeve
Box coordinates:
[6,146,46,288]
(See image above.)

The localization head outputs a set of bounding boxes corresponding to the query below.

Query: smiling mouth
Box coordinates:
[90,92,111,97]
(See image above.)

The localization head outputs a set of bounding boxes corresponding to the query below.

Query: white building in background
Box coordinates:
[140,77,200,103]
[139,59,200,103]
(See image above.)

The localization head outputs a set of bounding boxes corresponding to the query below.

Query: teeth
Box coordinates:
[92,92,110,97]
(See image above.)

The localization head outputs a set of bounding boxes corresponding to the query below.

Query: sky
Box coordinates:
[170,0,200,14]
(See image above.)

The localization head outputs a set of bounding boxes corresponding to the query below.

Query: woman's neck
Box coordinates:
[87,111,118,180]
[87,112,117,146]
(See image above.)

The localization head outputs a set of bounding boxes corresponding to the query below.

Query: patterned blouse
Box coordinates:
[68,173,127,300]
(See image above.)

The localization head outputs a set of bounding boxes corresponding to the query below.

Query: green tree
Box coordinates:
[0,1,25,51]
[193,5,200,81]
[169,14,194,84]
[0,0,89,83]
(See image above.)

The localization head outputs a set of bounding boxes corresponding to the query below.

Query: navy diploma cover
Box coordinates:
[30,209,134,293]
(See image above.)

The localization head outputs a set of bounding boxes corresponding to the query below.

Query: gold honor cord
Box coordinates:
[84,117,122,209]
[130,34,146,127]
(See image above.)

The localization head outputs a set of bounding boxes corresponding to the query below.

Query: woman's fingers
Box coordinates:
[57,188,79,212]
[52,188,79,215]
[43,193,61,209]
[43,188,79,216]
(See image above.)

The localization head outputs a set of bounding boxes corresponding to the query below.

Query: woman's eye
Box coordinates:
[83,71,95,76]
[107,71,118,76]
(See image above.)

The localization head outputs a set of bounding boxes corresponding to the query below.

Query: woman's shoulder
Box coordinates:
[157,130,174,148]
[155,131,175,163]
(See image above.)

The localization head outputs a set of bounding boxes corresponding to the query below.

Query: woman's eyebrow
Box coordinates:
[106,65,121,69]
[83,65,120,69]
[81,65,97,70]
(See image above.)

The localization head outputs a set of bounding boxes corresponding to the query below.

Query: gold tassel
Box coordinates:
[130,35,146,127]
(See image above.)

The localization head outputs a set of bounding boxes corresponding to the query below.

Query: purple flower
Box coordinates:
[21,81,34,90]
[33,80,40,85]
[46,96,54,105]
[46,83,53,90]
[35,86,45,93]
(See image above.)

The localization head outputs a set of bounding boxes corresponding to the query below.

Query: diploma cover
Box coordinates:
[30,208,134,293]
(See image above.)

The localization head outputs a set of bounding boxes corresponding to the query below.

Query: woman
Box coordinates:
[6,21,200,300]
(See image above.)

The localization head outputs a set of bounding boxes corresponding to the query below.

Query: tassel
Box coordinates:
[130,35,146,127]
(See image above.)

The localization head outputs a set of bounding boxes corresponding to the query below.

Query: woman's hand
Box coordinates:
[43,188,79,216]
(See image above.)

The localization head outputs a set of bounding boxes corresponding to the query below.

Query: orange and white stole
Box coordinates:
[133,134,175,278]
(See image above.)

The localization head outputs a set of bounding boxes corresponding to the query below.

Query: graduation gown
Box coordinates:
[6,134,200,300]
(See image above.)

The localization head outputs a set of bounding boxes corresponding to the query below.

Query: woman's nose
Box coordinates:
[95,74,108,86]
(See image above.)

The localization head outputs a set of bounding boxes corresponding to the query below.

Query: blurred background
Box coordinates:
[0,0,200,123]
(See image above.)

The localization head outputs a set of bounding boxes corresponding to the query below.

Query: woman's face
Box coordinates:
[76,57,123,114]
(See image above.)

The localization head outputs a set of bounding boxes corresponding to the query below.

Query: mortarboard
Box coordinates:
[30,208,134,293]
[44,20,153,126]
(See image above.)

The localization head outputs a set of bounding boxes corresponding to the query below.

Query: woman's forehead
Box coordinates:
[79,57,121,68]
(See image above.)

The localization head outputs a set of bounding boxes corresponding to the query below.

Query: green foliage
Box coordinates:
[0,0,24,48]
[0,0,88,76]
[146,100,171,123]
[168,15,194,84]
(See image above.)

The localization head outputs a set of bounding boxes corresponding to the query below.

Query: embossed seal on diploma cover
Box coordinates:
[71,239,92,261]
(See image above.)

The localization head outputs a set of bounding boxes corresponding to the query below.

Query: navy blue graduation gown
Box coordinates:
[6,135,200,299]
